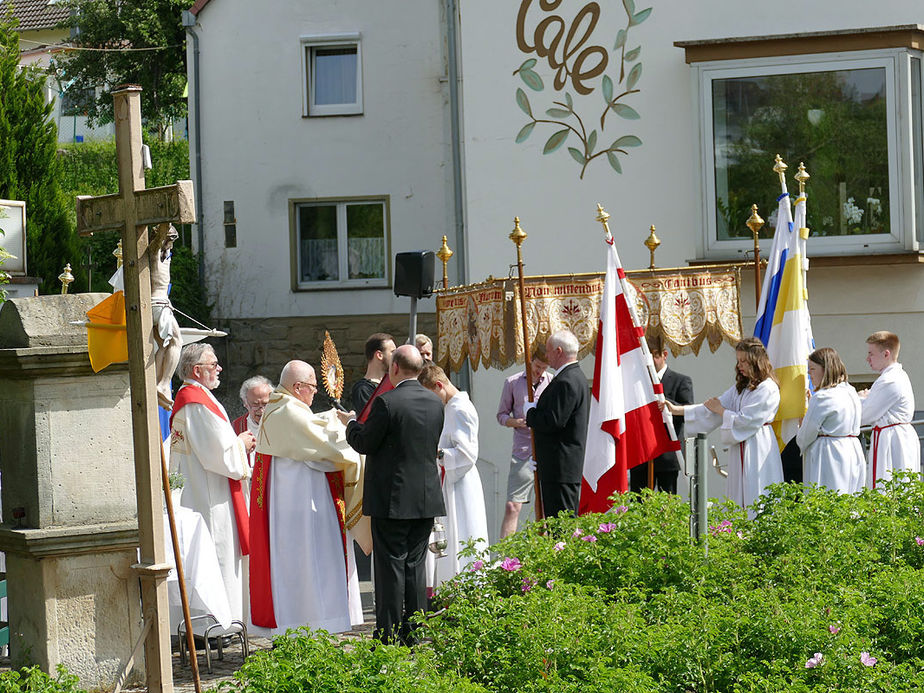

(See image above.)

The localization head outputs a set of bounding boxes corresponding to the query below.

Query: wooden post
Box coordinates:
[508,217,544,521]
[76,85,196,693]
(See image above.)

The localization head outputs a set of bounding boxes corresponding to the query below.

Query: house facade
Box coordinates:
[187,0,924,539]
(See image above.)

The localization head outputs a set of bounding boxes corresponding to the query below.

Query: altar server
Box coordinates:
[860,331,920,488]
[418,365,488,588]
[797,347,865,493]
[665,337,782,511]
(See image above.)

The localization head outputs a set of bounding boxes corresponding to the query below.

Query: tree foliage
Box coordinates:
[0,19,84,294]
[54,0,188,138]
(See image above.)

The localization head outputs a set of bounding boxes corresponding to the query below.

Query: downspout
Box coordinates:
[182,10,205,287]
[445,0,465,287]
[445,0,471,392]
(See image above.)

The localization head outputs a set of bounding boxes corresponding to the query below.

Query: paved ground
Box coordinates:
[1,581,376,693]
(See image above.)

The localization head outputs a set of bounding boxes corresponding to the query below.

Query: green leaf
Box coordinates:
[626,63,643,90]
[546,108,571,118]
[543,129,570,154]
[520,69,544,91]
[631,7,652,26]
[565,92,574,109]
[516,122,536,143]
[625,46,641,61]
[614,29,627,50]
[622,0,636,16]
[587,130,598,154]
[612,135,643,149]
[610,103,640,120]
[568,147,586,165]
[518,58,537,71]
[516,88,532,117]
[607,151,623,173]
[602,75,613,105]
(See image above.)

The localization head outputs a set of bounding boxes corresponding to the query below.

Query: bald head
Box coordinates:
[280,360,318,406]
[389,344,424,385]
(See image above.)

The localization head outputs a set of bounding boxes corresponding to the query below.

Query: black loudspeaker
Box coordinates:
[394,250,435,298]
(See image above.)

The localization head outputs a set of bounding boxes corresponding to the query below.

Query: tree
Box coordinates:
[54,0,188,139]
[0,19,84,294]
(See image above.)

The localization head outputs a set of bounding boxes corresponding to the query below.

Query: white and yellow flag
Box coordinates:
[753,188,814,446]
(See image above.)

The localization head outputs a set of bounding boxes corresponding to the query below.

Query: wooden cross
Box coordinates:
[76,85,195,693]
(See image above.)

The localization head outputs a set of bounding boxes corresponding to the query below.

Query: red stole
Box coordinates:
[358,376,394,422]
[170,384,251,556]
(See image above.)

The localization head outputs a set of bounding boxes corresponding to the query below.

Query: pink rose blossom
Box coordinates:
[500,557,521,572]
[470,560,484,572]
[805,653,824,669]
[915,536,924,546]
[828,624,840,635]
[598,522,617,533]
[553,541,566,552]
[860,652,877,667]
[520,578,533,593]
[614,505,629,515]
[572,528,583,538]
[546,579,555,590]
[581,535,597,543]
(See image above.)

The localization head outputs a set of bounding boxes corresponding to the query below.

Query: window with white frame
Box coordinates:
[293,198,388,289]
[687,36,924,258]
[301,33,362,116]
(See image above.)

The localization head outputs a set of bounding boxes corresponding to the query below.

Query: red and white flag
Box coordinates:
[579,234,679,514]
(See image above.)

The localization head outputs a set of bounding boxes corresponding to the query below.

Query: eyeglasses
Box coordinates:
[296,381,318,392]
[196,361,220,370]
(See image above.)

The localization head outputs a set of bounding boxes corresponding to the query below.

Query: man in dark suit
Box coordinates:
[339,344,445,645]
[525,330,590,518]
[630,335,694,495]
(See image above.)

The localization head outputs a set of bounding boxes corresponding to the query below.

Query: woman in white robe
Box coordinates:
[419,366,489,589]
[666,337,783,511]
[797,347,865,494]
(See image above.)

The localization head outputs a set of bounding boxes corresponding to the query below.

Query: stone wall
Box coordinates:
[203,312,438,416]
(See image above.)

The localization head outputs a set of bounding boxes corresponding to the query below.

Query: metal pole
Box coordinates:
[408,296,418,345]
[694,433,708,554]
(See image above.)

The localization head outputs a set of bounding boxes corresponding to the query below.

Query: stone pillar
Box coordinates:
[0,295,144,688]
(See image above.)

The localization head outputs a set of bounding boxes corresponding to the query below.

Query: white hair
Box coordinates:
[178,343,215,380]
[239,375,273,403]
[547,329,579,358]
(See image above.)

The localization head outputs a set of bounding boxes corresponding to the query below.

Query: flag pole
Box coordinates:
[509,217,544,521]
[594,205,685,478]
[747,204,765,312]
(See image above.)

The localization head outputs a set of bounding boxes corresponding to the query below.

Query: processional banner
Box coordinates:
[436,267,743,371]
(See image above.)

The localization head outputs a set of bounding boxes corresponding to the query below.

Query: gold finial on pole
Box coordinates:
[58,263,75,294]
[795,162,810,195]
[436,234,453,290]
[773,154,788,192]
[746,204,765,311]
[595,203,613,240]
[113,239,123,268]
[644,224,660,270]
[509,216,527,247]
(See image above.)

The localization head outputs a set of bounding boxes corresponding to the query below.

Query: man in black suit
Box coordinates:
[525,330,590,518]
[339,344,445,645]
[629,335,694,495]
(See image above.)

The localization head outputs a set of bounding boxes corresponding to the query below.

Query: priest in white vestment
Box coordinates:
[418,365,488,589]
[169,344,255,624]
[860,332,920,488]
[797,348,865,494]
[668,338,783,513]
[251,360,364,636]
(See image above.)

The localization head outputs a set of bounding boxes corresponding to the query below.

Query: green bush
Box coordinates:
[0,666,81,693]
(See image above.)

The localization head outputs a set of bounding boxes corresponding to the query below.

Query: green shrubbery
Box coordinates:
[8,478,924,691]
[0,666,81,693]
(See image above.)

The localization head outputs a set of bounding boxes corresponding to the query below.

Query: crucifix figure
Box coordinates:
[150,223,182,409]
[76,85,196,693]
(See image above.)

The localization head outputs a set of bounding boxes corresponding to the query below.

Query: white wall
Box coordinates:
[189,0,456,319]
[457,0,924,535]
